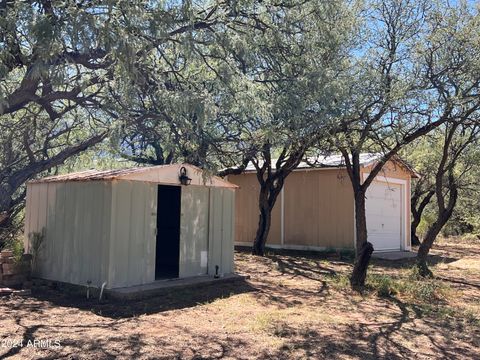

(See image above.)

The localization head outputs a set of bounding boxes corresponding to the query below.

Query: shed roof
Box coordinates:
[242,153,419,178]
[29,163,238,188]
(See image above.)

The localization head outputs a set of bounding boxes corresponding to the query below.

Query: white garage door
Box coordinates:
[365,181,402,251]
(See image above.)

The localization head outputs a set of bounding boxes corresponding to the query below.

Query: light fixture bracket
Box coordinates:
[179,166,192,186]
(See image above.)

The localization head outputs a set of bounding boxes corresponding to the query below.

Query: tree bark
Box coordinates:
[252,183,281,256]
[416,194,457,277]
[416,122,464,277]
[353,191,368,254]
[411,190,435,246]
[252,201,272,256]
[350,190,372,286]
[416,221,443,277]
[249,142,307,256]
[411,229,421,247]
[350,241,374,288]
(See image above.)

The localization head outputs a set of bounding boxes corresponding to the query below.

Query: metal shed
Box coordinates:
[24,164,237,290]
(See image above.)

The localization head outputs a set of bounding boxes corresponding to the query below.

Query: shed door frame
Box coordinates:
[360,173,409,252]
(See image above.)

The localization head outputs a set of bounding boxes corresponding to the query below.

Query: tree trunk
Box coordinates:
[416,221,444,277]
[350,191,372,287]
[411,230,421,246]
[252,199,272,256]
[411,207,422,246]
[354,191,368,252]
[411,190,435,247]
[417,192,457,277]
[252,183,281,256]
[350,242,374,288]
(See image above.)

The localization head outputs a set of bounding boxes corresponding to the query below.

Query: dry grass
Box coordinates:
[1,237,479,359]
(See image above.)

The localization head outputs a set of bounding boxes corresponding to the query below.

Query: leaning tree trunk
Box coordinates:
[411,190,435,246]
[350,191,373,287]
[252,201,273,256]
[416,220,445,277]
[350,242,374,288]
[252,182,282,256]
[417,192,457,277]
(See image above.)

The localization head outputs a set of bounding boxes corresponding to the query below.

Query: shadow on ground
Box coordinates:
[264,295,479,360]
[22,279,256,319]
[2,243,479,360]
[370,252,458,270]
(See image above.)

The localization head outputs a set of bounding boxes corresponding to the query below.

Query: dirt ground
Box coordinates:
[0,237,479,359]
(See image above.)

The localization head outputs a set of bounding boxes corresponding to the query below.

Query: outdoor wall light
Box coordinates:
[179,166,192,185]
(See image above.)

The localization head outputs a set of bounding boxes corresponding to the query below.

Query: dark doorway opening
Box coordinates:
[155,185,181,279]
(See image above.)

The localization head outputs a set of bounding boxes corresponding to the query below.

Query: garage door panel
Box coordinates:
[367,214,400,233]
[365,182,402,251]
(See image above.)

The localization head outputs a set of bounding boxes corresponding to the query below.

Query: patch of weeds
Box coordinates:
[415,303,478,326]
[367,274,397,297]
[365,268,453,303]
[417,304,456,319]
[399,272,453,304]
[408,265,423,280]
[416,304,480,327]
[320,259,330,267]
[411,281,443,302]
[325,273,350,290]
[463,309,480,327]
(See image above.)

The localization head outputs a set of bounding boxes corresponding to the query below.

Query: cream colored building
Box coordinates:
[24,164,237,289]
[228,154,418,252]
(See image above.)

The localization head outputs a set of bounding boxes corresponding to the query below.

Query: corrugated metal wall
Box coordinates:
[229,169,355,249]
[284,170,354,249]
[25,179,236,289]
[208,188,235,276]
[108,181,157,288]
[25,181,112,287]
[179,186,210,277]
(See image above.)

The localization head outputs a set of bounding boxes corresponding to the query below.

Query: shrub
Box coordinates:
[29,229,45,273]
